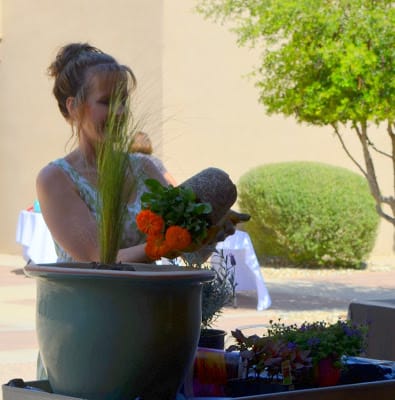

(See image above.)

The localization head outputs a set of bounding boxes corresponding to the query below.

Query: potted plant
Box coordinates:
[225,318,368,396]
[25,85,239,400]
[198,249,237,350]
[135,178,239,350]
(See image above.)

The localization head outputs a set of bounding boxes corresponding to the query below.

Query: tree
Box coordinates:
[196,0,395,247]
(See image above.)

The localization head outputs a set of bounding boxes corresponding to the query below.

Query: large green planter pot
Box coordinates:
[24,263,214,400]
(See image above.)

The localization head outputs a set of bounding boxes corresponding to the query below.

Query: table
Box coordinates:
[349,299,395,361]
[16,210,57,264]
[216,230,271,311]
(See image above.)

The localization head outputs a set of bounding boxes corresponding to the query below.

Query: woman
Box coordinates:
[37,42,243,263]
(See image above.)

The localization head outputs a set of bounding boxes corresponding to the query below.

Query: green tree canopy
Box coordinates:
[197,0,395,236]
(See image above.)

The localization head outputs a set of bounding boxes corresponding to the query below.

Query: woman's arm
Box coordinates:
[37,157,169,264]
[117,244,149,263]
[37,164,101,262]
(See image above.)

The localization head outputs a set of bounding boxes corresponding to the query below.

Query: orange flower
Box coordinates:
[145,234,170,260]
[136,210,164,236]
[165,225,192,251]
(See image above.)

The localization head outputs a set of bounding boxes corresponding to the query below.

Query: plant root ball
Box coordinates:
[181,167,237,225]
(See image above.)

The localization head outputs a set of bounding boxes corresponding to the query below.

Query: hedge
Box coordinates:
[238,162,379,268]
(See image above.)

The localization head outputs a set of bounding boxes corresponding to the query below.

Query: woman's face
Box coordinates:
[79,73,122,146]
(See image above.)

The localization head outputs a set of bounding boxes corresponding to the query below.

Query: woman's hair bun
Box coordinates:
[47,42,135,120]
[48,43,101,78]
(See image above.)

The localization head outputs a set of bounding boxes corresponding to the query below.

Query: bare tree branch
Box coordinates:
[375,205,395,224]
[387,122,395,217]
[331,123,367,178]
[357,123,382,199]
[366,132,392,159]
[333,122,395,224]
[381,196,395,205]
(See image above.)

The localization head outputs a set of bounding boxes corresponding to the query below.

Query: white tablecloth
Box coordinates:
[216,230,271,311]
[16,210,58,264]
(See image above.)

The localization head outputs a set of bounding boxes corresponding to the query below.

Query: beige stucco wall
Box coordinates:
[0,0,3,39]
[0,0,163,254]
[0,0,393,257]
[161,1,393,257]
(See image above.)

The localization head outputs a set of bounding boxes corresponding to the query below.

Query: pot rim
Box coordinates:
[24,262,215,283]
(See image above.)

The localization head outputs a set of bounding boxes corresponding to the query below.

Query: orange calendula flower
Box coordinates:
[145,235,169,260]
[136,210,164,236]
[165,225,192,251]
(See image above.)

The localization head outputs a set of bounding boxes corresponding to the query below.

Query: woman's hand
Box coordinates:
[186,210,251,251]
[211,210,251,243]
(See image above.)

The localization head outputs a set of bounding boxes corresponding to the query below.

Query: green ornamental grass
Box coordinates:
[96,82,137,264]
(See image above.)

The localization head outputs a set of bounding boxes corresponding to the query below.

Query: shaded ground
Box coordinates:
[214,263,395,342]
[265,280,394,311]
[0,257,394,392]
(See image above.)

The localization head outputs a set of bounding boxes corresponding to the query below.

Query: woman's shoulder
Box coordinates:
[129,153,168,186]
[36,159,73,195]
[37,158,76,186]
[38,159,64,179]
[129,153,154,172]
[130,153,165,171]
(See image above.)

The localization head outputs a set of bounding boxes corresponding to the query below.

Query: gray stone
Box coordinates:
[181,167,237,224]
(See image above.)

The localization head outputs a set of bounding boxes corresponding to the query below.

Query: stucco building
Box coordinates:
[0,0,393,258]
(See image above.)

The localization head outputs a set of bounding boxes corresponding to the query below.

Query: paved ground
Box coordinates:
[0,254,394,399]
[216,260,395,342]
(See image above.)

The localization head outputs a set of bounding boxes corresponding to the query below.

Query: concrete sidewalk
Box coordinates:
[0,254,394,397]
[0,256,37,392]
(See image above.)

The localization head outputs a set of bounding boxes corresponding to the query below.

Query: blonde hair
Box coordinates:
[130,131,153,154]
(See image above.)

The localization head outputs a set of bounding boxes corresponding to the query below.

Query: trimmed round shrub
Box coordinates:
[238,162,379,269]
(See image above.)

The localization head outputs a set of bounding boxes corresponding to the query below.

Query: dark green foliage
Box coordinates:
[141,179,212,242]
[238,162,379,268]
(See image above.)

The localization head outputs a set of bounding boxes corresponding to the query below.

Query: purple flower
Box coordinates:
[287,341,297,350]
[307,337,320,346]
[343,325,354,336]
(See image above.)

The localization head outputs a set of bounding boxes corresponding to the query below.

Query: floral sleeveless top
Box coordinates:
[51,155,148,262]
